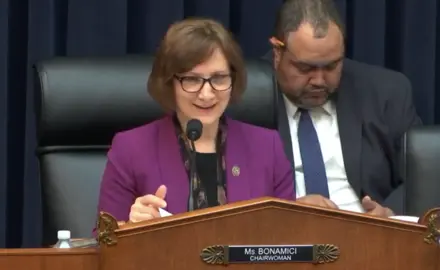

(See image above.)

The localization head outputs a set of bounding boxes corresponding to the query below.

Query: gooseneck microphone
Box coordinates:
[185,119,203,211]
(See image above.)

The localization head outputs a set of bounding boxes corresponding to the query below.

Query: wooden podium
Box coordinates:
[1,197,440,270]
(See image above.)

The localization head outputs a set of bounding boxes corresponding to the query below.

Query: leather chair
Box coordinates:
[404,126,440,217]
[34,55,277,246]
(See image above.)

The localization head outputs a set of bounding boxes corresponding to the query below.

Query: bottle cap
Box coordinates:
[57,230,71,240]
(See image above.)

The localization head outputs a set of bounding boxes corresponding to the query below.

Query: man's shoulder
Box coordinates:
[343,58,410,86]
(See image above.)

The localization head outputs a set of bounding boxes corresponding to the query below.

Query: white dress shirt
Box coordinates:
[283,95,364,213]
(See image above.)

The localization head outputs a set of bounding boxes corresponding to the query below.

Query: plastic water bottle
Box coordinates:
[53,230,73,248]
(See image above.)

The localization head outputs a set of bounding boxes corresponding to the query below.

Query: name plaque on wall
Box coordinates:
[200,244,340,265]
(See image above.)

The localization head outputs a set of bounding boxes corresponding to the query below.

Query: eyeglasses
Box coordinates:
[174,74,233,93]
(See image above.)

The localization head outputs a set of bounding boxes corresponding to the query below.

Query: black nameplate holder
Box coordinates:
[200,244,340,265]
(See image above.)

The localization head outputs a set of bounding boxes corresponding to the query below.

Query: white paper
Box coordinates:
[159,208,173,217]
[390,215,419,223]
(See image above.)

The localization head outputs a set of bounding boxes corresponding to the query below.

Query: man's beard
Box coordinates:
[284,87,335,109]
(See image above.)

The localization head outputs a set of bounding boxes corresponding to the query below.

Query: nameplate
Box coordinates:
[200,244,340,265]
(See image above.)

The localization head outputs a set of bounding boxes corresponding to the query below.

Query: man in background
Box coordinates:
[269,0,421,216]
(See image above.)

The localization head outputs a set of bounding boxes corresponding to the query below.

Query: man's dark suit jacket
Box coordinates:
[271,57,422,214]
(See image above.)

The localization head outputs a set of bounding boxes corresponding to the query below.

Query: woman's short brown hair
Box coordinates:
[147,18,247,111]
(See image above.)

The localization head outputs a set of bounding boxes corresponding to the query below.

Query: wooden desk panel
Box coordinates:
[0,248,99,270]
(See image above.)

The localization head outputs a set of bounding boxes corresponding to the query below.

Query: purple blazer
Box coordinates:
[98,116,295,221]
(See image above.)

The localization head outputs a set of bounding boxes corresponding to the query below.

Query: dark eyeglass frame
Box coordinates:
[174,74,233,93]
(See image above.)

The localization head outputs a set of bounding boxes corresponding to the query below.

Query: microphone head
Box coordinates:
[186,119,203,141]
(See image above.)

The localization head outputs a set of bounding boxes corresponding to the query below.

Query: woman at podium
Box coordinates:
[97,18,294,224]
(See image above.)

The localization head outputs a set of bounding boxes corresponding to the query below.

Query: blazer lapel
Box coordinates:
[335,70,363,197]
[157,116,189,214]
[224,118,251,202]
[275,85,295,168]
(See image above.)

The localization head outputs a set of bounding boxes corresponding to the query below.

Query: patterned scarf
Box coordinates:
[172,114,228,210]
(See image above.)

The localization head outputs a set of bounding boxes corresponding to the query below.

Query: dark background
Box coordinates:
[0,0,438,248]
